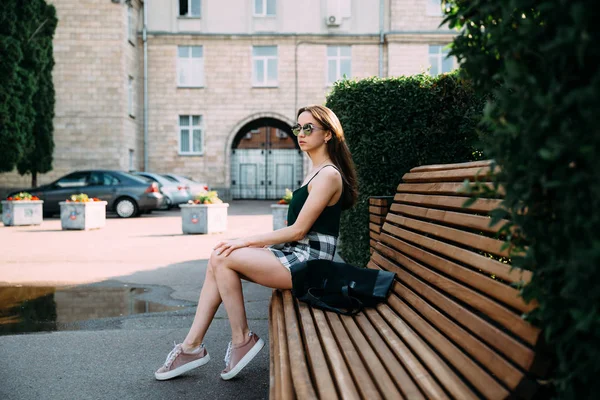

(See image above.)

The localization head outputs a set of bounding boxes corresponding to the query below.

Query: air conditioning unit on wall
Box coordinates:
[326,14,341,26]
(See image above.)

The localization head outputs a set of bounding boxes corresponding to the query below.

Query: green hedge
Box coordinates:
[444,1,600,397]
[325,73,486,267]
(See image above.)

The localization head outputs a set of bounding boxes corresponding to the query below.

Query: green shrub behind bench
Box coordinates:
[444,0,600,397]
[326,72,486,267]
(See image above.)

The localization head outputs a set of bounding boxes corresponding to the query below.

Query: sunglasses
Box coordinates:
[291,123,326,137]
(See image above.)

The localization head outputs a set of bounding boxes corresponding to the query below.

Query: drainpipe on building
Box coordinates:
[379,0,385,77]
[143,0,149,171]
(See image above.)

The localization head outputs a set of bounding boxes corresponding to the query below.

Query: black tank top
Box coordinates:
[286,165,342,237]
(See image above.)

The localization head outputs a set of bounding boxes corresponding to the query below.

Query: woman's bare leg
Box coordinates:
[181,259,222,350]
[211,248,292,345]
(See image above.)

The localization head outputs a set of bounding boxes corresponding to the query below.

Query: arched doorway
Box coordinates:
[230,117,303,199]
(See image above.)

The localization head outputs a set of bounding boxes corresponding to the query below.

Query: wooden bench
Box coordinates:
[269,160,550,399]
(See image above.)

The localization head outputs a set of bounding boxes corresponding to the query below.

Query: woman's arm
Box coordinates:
[214,168,342,256]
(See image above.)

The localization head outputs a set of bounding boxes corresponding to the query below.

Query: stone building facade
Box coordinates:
[0,0,456,200]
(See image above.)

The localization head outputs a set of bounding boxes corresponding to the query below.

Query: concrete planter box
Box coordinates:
[1,200,44,226]
[271,204,289,231]
[59,201,108,230]
[180,203,229,234]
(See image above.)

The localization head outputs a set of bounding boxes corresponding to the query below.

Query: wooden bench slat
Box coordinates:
[369,205,390,216]
[273,291,295,400]
[370,215,386,225]
[326,313,384,400]
[386,293,511,399]
[281,291,318,399]
[390,203,507,235]
[312,308,361,400]
[369,259,527,389]
[372,245,538,344]
[387,212,510,258]
[369,222,382,234]
[394,193,501,214]
[376,235,539,346]
[352,313,425,400]
[396,182,503,196]
[368,255,535,371]
[363,309,450,400]
[297,301,339,399]
[269,292,281,400]
[381,224,533,285]
[375,304,480,400]
[410,160,493,173]
[339,315,407,399]
[370,231,380,241]
[403,166,494,183]
[376,237,534,314]
[370,239,378,250]
[369,197,394,206]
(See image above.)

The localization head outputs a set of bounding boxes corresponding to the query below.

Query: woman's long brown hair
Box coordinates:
[297,105,358,210]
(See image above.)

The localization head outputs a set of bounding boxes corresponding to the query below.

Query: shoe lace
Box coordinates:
[224,331,253,366]
[163,342,182,368]
[223,341,233,365]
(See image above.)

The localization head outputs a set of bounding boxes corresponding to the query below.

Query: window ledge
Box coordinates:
[177,85,206,89]
[178,152,204,156]
[253,15,277,18]
[252,85,279,88]
[177,16,202,20]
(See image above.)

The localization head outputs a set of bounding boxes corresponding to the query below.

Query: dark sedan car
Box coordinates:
[9,170,165,218]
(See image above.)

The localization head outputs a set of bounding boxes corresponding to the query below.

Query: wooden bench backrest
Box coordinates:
[368,160,548,399]
[369,196,394,253]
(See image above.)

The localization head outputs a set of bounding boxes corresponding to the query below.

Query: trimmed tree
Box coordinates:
[17,0,58,187]
[326,73,486,267]
[0,1,33,173]
[0,0,57,186]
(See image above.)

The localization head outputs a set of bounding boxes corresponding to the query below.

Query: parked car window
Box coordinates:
[56,172,89,188]
[103,173,120,186]
[89,172,120,186]
[162,175,179,183]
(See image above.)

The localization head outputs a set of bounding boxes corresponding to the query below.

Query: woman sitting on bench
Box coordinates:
[155,105,358,381]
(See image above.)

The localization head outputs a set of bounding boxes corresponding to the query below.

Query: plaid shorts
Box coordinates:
[267,231,338,271]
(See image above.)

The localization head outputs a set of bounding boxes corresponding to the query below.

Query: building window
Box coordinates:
[327,46,351,85]
[179,115,203,155]
[178,46,204,87]
[254,0,276,16]
[326,0,351,22]
[128,76,135,117]
[429,45,454,76]
[179,0,201,17]
[252,46,278,87]
[128,6,135,44]
[426,0,443,16]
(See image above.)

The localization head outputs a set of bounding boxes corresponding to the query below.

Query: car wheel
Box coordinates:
[115,197,138,218]
[164,197,173,210]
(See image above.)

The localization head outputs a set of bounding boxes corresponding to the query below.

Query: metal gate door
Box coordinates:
[231,149,303,199]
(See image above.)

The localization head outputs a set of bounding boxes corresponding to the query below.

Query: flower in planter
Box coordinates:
[277,188,293,205]
[188,191,223,205]
[65,193,102,202]
[6,192,39,201]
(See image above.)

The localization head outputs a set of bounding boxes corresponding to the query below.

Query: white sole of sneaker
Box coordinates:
[154,353,211,381]
[220,338,265,381]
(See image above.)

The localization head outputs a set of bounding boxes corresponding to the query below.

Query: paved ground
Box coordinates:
[0,201,287,400]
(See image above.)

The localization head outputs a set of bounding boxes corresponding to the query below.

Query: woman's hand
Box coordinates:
[213,238,250,257]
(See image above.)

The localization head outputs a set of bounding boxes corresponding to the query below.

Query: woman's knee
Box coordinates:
[210,250,229,272]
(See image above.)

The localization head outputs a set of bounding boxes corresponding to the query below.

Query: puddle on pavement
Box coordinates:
[0,285,183,335]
